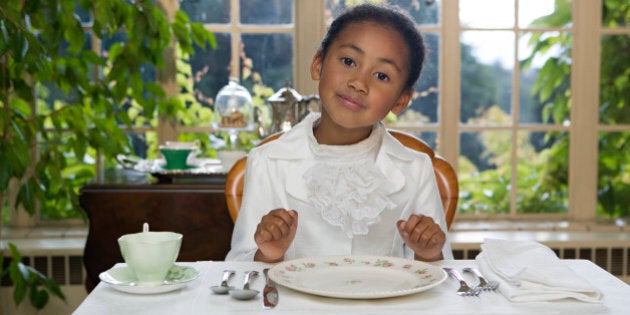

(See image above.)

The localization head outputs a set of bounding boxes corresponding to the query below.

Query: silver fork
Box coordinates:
[463,267,500,291]
[443,268,481,296]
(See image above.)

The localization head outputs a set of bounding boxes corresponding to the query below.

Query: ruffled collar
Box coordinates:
[303,116,395,238]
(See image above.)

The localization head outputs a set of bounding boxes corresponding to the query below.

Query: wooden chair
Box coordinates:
[225,130,458,229]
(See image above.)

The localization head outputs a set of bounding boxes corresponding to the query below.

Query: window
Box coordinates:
[175,0,295,142]
[456,0,573,217]
[172,0,628,222]
[597,0,630,220]
[322,0,629,222]
[7,0,627,225]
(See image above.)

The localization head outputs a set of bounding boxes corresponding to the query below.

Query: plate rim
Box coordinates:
[268,255,447,299]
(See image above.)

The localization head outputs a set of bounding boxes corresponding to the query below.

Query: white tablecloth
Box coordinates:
[73,260,629,315]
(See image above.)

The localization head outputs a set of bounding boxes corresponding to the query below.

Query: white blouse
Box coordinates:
[225,113,453,261]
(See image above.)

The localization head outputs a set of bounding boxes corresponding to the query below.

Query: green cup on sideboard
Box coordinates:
[159,147,194,170]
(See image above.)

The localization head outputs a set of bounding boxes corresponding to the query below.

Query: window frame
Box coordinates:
[20,0,627,226]
[102,0,630,223]
[305,0,629,222]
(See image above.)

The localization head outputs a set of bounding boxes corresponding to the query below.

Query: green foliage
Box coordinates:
[1,0,215,220]
[597,132,630,218]
[1,0,215,308]
[458,107,569,215]
[517,0,630,219]
[0,242,65,309]
[527,0,630,219]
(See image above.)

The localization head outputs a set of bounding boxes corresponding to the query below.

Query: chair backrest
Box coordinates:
[225,130,458,229]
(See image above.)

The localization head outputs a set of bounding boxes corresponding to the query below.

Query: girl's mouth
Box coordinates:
[338,94,365,111]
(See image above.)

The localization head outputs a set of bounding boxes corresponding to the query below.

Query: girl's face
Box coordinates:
[311,21,412,135]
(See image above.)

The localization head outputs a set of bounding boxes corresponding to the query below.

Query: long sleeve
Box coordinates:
[224,149,275,261]
[409,152,453,260]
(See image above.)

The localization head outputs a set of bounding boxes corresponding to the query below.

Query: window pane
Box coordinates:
[599,35,630,125]
[460,0,514,28]
[519,32,572,124]
[516,131,568,214]
[519,0,571,28]
[461,31,514,125]
[241,34,293,91]
[388,0,441,25]
[602,0,629,27]
[180,0,230,23]
[326,0,440,25]
[598,132,630,219]
[101,32,156,127]
[462,31,514,69]
[189,33,232,110]
[419,131,438,151]
[241,0,293,24]
[39,33,93,108]
[74,3,92,25]
[395,32,439,126]
[394,130,438,151]
[127,132,151,159]
[459,131,512,215]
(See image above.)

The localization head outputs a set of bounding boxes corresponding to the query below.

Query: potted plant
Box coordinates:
[0,0,214,310]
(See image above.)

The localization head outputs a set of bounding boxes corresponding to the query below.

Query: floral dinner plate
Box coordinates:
[99,264,199,294]
[268,255,447,299]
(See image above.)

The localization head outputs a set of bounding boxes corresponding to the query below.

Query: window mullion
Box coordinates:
[156,0,180,144]
[229,0,241,79]
[439,0,461,169]
[569,0,601,221]
[510,0,521,216]
[295,0,326,95]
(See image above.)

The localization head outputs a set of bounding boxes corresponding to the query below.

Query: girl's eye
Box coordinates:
[375,72,390,81]
[341,57,355,67]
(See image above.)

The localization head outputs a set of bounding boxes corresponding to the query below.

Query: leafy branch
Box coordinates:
[0,242,65,309]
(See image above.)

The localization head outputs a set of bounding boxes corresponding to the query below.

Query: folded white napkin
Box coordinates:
[476,238,603,303]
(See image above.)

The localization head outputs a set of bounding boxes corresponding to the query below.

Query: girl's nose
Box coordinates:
[347,72,369,94]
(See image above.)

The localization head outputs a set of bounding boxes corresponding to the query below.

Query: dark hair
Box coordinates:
[318,3,425,91]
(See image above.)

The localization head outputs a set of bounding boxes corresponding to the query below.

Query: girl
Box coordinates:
[226,3,452,262]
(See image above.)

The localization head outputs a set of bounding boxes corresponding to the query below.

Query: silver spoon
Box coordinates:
[229,270,259,300]
[210,269,235,294]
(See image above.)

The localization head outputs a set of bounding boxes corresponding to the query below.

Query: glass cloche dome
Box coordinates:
[213,78,253,131]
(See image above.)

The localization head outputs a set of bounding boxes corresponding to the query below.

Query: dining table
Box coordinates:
[73,259,629,315]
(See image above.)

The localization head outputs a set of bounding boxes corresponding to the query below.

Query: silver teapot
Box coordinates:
[259,83,320,137]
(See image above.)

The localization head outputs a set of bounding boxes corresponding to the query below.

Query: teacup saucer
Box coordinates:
[162,164,198,171]
[99,264,199,294]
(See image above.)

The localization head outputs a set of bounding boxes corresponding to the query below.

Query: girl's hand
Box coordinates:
[397,214,445,261]
[254,209,298,262]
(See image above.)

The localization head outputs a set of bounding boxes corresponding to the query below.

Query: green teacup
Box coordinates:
[159,148,193,170]
[118,230,182,285]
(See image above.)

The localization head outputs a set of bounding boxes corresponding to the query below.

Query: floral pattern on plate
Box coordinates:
[269,255,447,299]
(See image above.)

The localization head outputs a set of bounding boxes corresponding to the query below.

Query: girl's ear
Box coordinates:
[391,89,412,115]
[310,52,323,80]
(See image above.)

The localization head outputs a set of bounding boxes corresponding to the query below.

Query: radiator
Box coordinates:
[1,254,87,315]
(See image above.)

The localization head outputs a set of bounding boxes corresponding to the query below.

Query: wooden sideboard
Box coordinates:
[79,170,233,292]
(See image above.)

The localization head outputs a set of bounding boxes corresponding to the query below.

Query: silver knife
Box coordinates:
[262,268,278,309]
